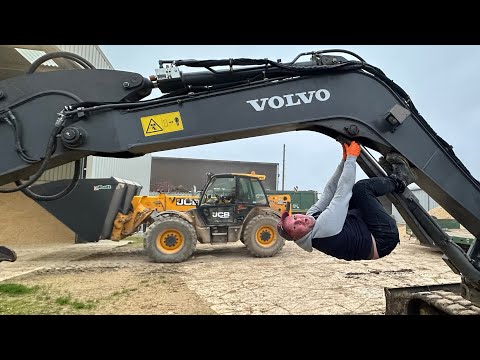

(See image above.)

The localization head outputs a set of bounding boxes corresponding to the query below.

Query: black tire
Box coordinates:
[242,214,285,257]
[144,216,197,263]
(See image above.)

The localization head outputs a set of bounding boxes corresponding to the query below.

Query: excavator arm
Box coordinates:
[1,50,479,309]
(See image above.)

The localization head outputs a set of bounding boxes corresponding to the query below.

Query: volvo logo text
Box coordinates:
[246,89,330,112]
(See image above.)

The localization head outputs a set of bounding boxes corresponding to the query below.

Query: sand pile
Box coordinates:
[0,186,74,246]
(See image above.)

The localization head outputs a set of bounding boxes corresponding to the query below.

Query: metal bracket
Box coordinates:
[155,66,181,81]
[385,104,411,133]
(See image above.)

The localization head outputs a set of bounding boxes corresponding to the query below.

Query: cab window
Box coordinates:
[201,177,236,205]
[238,177,267,205]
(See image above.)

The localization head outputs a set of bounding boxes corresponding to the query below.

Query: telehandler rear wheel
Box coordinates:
[144,216,197,263]
[243,214,285,257]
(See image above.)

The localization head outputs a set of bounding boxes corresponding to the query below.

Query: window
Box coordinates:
[201,177,236,205]
[238,178,267,205]
[251,179,268,205]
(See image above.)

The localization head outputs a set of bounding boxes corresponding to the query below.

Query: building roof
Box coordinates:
[0,45,112,81]
[152,155,278,166]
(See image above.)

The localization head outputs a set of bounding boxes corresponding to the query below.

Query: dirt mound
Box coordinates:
[0,189,74,246]
[428,206,453,219]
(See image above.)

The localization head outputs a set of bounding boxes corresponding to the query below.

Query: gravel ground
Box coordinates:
[0,226,461,314]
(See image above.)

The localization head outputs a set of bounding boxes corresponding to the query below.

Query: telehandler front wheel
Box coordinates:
[144,216,197,263]
[242,214,285,258]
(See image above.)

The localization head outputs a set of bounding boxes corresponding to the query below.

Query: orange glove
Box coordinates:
[346,141,361,157]
[342,143,348,160]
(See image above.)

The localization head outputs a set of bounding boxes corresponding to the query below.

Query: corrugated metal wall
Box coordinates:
[56,45,114,69]
[150,157,279,195]
[38,45,114,184]
[392,187,439,224]
[37,45,152,195]
[34,163,77,185]
[86,154,152,194]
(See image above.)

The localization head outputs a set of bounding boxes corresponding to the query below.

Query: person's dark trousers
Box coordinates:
[349,177,400,257]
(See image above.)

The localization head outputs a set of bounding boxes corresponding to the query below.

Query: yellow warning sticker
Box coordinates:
[140,111,184,137]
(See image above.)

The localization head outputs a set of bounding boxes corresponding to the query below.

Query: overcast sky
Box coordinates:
[100,45,480,193]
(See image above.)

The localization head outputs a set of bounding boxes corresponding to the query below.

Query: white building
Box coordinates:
[392,186,439,224]
[0,45,152,246]
[42,46,151,195]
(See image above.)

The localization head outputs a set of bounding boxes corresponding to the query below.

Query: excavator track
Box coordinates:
[411,290,480,315]
[385,283,480,314]
[2,49,480,312]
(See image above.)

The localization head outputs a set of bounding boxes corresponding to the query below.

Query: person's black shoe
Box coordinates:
[388,173,407,193]
[379,156,394,175]
[386,152,417,186]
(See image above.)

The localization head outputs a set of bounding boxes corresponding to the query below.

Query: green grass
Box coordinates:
[111,288,137,297]
[124,235,145,248]
[124,235,144,243]
[0,283,39,296]
[55,295,96,310]
[71,301,95,310]
[55,296,72,305]
[0,283,97,314]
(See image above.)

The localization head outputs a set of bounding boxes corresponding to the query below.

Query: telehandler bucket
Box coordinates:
[30,177,142,242]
